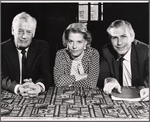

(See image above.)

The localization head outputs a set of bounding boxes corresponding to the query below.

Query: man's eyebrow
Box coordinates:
[120,34,127,36]
[110,35,117,38]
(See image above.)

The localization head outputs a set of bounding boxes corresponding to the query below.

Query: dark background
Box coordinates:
[1,3,149,85]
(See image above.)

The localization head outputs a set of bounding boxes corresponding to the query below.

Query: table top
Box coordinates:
[1,87,149,121]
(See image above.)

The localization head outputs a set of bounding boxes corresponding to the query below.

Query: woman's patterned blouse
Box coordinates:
[54,47,100,88]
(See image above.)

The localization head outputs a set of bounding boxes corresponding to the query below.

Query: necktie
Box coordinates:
[21,49,27,82]
[119,57,124,86]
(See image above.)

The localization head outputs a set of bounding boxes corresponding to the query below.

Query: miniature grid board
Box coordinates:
[1,87,149,119]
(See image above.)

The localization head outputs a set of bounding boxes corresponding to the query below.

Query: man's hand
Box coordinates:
[19,82,35,97]
[140,88,149,101]
[23,78,33,83]
[103,77,122,94]
[27,84,42,97]
[18,79,42,97]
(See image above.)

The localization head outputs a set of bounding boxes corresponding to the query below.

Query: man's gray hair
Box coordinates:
[107,19,135,39]
[12,12,37,30]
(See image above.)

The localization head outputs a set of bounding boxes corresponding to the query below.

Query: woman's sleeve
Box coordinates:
[73,49,100,88]
[54,50,76,87]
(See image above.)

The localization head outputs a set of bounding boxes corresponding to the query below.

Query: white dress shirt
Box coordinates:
[122,47,132,86]
[104,47,132,87]
[14,47,45,94]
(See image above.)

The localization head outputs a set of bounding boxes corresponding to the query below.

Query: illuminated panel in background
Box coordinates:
[90,4,99,21]
[79,4,88,22]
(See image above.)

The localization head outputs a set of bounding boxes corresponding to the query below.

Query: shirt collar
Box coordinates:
[116,47,131,62]
[123,47,131,62]
[17,47,29,52]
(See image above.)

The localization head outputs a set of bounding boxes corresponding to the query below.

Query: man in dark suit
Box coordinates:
[1,12,51,97]
[98,20,149,101]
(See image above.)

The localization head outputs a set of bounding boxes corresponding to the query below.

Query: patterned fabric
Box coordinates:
[54,47,100,88]
[70,51,85,81]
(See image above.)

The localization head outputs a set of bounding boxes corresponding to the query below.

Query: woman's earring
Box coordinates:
[84,46,86,50]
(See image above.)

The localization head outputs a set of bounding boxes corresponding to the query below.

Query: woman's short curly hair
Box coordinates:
[62,23,92,47]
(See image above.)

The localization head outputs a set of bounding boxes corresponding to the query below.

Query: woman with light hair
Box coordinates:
[54,23,100,88]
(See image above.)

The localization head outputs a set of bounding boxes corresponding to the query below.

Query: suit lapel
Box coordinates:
[109,44,119,82]
[9,41,20,83]
[26,41,36,77]
[131,43,139,86]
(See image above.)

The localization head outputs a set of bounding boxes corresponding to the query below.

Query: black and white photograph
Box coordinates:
[1,1,149,121]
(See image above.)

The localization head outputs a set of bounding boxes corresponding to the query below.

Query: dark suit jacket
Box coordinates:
[1,38,52,93]
[98,39,149,88]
